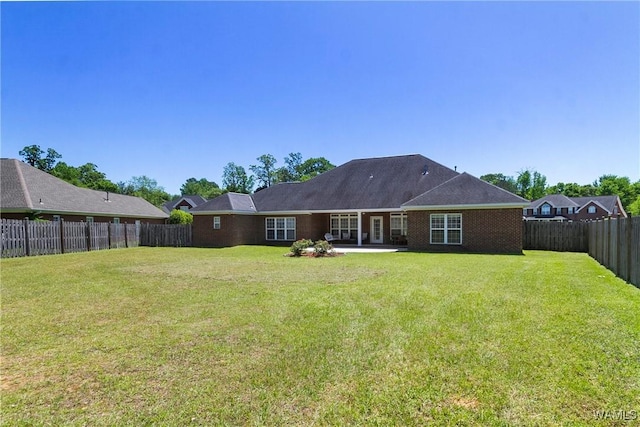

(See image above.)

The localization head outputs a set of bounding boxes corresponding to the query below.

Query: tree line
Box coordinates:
[480,170,640,216]
[17,145,335,208]
[17,145,640,216]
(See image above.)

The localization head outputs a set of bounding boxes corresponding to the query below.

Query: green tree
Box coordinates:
[222,162,254,193]
[250,154,278,190]
[168,209,193,224]
[298,157,335,181]
[627,195,640,216]
[593,175,638,209]
[275,152,303,183]
[180,177,223,199]
[516,169,547,200]
[19,145,61,172]
[479,173,518,193]
[120,176,171,207]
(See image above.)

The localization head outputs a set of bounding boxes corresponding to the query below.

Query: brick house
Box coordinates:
[0,158,168,224]
[523,194,627,222]
[191,155,529,254]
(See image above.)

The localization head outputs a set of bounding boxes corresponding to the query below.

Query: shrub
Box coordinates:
[313,240,334,257]
[290,239,314,256]
[168,209,193,224]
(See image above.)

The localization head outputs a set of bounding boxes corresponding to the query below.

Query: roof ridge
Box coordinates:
[14,160,34,210]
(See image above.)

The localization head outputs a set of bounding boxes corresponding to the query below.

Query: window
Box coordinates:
[568,207,574,214]
[53,215,61,222]
[556,207,562,215]
[541,204,551,215]
[113,218,120,224]
[266,217,296,241]
[588,206,596,214]
[213,216,221,229]
[180,206,190,211]
[330,214,358,239]
[430,213,462,245]
[390,213,408,237]
[86,216,94,223]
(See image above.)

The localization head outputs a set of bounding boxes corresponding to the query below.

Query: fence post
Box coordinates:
[23,218,31,257]
[627,217,633,284]
[86,222,91,252]
[59,219,65,254]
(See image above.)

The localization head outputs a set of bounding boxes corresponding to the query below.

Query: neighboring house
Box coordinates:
[0,158,169,223]
[162,195,207,214]
[524,194,627,222]
[191,154,529,254]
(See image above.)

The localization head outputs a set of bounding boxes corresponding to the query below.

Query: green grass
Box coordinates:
[2,247,639,426]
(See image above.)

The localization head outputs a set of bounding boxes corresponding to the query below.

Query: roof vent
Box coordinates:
[422,165,429,175]
[369,174,374,179]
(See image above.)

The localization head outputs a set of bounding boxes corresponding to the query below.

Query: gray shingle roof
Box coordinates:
[162,195,208,213]
[527,195,579,209]
[194,155,526,214]
[402,172,529,208]
[192,192,257,213]
[527,195,623,214]
[1,158,168,219]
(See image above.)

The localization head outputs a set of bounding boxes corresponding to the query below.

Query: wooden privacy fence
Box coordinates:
[523,221,589,252]
[139,223,192,247]
[524,218,639,288]
[588,217,639,288]
[1,219,140,258]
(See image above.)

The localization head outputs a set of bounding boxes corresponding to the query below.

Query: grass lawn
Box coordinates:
[2,247,639,426]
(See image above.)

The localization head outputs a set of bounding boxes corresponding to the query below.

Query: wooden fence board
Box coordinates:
[1,219,143,258]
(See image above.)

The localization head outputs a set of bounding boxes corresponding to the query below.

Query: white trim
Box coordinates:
[403,203,528,211]
[370,216,384,244]
[192,207,405,216]
[576,200,611,215]
[430,213,462,245]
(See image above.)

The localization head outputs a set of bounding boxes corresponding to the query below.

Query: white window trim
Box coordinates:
[265,217,296,241]
[390,213,408,237]
[330,214,358,239]
[213,216,221,229]
[430,213,462,245]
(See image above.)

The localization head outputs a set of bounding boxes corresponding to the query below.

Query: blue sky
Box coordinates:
[2,1,639,195]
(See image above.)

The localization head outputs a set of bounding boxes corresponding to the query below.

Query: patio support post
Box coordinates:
[357,211,362,246]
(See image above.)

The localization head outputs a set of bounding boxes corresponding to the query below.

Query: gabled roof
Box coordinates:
[528,194,579,210]
[402,173,529,210]
[193,155,526,215]
[572,196,623,215]
[1,159,168,219]
[162,195,208,213]
[193,192,256,213]
[527,194,626,216]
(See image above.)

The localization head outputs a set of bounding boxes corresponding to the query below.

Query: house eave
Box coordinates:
[1,207,168,219]
[402,203,529,211]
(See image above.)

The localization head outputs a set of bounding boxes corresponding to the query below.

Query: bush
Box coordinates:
[168,209,193,224]
[290,239,314,256]
[313,240,334,256]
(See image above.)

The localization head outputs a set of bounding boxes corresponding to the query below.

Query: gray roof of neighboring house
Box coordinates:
[1,158,169,219]
[572,196,623,214]
[193,154,526,214]
[162,195,208,213]
[528,195,580,209]
[527,195,623,214]
[402,173,529,209]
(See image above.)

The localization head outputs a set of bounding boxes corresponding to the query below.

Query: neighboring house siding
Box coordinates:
[408,209,523,254]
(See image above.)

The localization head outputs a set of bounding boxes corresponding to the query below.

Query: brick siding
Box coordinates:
[408,208,523,254]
